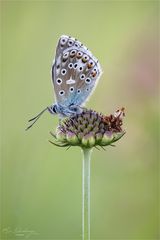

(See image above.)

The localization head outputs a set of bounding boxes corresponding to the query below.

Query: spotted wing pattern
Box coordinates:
[52,35,102,107]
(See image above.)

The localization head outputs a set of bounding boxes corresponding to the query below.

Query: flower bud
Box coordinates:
[101,131,114,146]
[82,133,95,148]
[56,131,66,142]
[66,131,79,145]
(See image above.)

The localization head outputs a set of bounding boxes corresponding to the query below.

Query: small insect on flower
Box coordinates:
[26,35,102,130]
[102,107,125,132]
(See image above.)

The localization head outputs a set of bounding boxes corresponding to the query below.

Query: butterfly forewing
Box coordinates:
[52,35,102,107]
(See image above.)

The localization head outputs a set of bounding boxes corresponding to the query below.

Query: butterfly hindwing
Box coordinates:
[52,35,102,107]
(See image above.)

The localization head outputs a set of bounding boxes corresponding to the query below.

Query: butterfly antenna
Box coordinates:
[25,107,48,131]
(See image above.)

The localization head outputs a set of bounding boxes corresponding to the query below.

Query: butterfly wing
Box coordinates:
[52,35,102,107]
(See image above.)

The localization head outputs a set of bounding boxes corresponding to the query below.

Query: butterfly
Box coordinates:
[26,35,102,130]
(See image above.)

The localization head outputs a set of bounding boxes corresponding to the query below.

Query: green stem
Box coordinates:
[82,148,92,240]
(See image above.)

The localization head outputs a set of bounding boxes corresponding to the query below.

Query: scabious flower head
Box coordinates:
[49,108,125,149]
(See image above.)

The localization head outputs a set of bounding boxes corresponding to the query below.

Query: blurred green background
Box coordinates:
[1,1,159,239]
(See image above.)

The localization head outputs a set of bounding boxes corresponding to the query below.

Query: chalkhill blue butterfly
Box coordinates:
[26,35,102,130]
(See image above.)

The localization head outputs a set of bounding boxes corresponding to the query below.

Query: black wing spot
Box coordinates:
[59,90,65,96]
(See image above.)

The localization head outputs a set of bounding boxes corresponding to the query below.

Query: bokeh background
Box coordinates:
[1,1,159,239]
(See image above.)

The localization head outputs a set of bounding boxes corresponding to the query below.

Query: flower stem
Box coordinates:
[82,148,92,240]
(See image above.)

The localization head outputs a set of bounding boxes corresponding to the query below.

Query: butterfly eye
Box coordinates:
[70,50,77,57]
[85,78,91,84]
[60,37,67,46]
[68,39,74,46]
[69,87,74,92]
[59,90,65,96]
[56,78,62,85]
[77,51,83,58]
[77,89,81,94]
[68,63,73,69]
[61,69,67,75]
[80,74,85,80]
[82,55,89,63]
